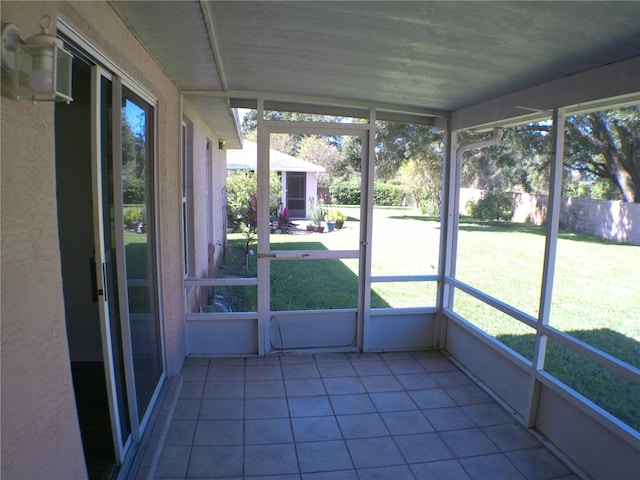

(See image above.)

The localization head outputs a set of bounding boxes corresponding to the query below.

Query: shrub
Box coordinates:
[226,170,282,230]
[124,207,143,228]
[467,190,513,222]
[330,180,360,205]
[330,180,405,206]
[123,177,145,204]
[373,183,404,206]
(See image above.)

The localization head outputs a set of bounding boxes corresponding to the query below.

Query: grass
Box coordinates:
[219,207,639,430]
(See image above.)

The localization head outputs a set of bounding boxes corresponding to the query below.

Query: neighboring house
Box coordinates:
[227,140,325,218]
[1,2,638,480]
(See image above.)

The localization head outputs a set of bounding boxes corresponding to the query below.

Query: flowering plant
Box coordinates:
[278,207,290,228]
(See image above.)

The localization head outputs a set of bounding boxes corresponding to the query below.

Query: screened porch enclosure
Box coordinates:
[105,2,639,478]
[183,102,638,480]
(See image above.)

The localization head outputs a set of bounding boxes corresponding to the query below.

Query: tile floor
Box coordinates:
[139,351,579,479]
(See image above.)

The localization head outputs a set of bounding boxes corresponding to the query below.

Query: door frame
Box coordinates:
[60,19,166,469]
[285,171,307,218]
[255,102,376,355]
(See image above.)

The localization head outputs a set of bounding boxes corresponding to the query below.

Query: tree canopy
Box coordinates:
[564,106,639,203]
[239,105,640,206]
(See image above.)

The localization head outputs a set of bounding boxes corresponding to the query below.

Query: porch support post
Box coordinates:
[359,107,376,351]
[436,123,459,348]
[256,98,270,356]
[527,107,565,427]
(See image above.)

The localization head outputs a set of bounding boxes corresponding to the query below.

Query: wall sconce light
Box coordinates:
[219,140,225,150]
[1,16,73,103]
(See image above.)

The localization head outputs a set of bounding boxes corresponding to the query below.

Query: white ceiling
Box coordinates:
[110,1,640,146]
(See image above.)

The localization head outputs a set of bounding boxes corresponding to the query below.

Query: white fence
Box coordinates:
[461,188,640,245]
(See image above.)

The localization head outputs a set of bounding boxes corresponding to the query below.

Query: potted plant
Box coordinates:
[327,209,346,229]
[309,203,326,232]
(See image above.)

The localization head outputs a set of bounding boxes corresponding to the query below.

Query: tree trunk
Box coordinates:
[568,111,640,203]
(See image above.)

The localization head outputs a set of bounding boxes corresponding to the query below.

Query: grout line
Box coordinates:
[141,375,183,480]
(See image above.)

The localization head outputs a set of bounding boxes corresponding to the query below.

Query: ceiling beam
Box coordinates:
[451,56,640,131]
[200,1,228,92]
[183,89,448,125]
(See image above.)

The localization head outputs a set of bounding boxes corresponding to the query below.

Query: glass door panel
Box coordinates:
[120,88,163,419]
[94,71,132,460]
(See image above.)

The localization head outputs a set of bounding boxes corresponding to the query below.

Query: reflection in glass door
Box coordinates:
[90,67,164,466]
[120,87,164,423]
[99,73,132,456]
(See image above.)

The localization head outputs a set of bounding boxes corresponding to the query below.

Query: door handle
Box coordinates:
[101,262,108,302]
[90,257,99,302]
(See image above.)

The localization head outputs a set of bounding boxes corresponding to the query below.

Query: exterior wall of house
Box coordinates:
[307,172,321,212]
[58,1,188,378]
[0,1,223,477]
[1,3,88,477]
[184,101,227,278]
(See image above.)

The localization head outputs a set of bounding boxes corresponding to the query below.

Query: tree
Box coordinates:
[375,122,442,182]
[297,136,342,188]
[564,107,640,203]
[460,128,550,194]
[122,112,146,204]
[241,110,342,157]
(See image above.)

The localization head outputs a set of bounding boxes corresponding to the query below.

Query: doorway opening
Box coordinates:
[56,55,117,480]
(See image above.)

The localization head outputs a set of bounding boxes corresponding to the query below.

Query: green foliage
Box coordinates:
[565,106,640,203]
[226,170,256,230]
[329,180,406,206]
[373,183,405,206]
[124,207,143,227]
[563,177,623,201]
[297,136,342,189]
[467,190,514,222]
[330,180,361,205]
[226,170,282,230]
[308,202,326,226]
[326,209,346,222]
[122,111,147,205]
[123,177,145,204]
[375,121,442,182]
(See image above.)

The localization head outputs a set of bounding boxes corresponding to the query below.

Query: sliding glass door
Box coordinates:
[92,67,164,463]
[119,87,164,421]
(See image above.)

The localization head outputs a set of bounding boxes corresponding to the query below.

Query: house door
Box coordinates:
[57,46,164,477]
[286,172,306,218]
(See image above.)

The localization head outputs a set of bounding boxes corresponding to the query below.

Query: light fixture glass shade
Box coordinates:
[17,39,73,102]
[1,17,73,103]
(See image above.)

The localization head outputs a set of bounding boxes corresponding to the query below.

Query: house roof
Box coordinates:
[109,1,640,144]
[227,141,325,173]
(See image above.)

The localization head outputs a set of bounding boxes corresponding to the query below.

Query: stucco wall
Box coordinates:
[184,101,227,279]
[1,4,88,479]
[1,1,195,477]
[559,197,640,245]
[510,193,639,245]
[59,0,187,377]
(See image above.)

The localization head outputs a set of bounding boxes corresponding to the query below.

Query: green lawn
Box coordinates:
[221,207,639,430]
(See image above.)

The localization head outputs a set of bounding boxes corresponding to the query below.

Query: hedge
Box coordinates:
[330,180,405,206]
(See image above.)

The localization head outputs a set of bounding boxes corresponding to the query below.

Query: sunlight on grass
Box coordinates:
[551,238,640,354]
[456,219,545,318]
[221,208,638,431]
